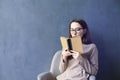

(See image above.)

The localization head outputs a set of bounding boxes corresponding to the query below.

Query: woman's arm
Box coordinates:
[82,44,98,75]
[59,49,72,73]
[59,54,68,73]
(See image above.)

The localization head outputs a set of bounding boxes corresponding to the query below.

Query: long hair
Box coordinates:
[69,19,92,44]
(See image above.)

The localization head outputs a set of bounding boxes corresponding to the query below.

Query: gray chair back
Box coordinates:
[50,50,61,78]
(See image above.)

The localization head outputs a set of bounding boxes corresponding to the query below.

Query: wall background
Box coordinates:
[0,0,120,80]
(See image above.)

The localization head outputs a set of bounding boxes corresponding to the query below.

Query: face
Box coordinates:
[70,22,86,37]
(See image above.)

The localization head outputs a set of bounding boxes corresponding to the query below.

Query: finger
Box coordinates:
[70,50,77,52]
[70,50,79,54]
[72,53,79,59]
[65,49,68,51]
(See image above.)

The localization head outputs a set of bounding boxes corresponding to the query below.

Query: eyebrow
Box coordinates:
[70,27,83,29]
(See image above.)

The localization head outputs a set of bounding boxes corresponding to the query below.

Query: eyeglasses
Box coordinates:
[70,28,83,32]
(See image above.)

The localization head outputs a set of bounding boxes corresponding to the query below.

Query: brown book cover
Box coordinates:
[60,36,83,53]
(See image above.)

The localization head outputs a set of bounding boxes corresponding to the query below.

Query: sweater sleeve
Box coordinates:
[82,44,98,75]
[59,54,68,73]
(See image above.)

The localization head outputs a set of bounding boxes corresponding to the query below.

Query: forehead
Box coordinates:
[70,22,82,28]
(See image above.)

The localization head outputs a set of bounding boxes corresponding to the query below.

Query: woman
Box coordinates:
[56,19,98,80]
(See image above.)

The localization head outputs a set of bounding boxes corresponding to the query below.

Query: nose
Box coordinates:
[73,31,77,35]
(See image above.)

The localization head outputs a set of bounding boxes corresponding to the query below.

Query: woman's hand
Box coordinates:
[70,50,82,59]
[62,49,72,62]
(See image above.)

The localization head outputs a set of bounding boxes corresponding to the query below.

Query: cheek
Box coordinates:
[70,32,82,37]
[78,31,84,36]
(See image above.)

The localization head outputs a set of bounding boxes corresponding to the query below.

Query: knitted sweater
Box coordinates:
[56,43,98,80]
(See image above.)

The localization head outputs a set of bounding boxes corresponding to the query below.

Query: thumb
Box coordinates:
[72,53,79,59]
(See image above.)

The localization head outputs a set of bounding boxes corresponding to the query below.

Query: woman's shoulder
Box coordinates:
[89,43,97,48]
[82,43,97,53]
[83,43,97,48]
[83,43,97,54]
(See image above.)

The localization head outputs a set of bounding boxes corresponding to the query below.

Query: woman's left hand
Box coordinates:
[70,50,81,59]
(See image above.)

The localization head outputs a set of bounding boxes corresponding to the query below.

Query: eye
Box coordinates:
[70,29,75,31]
[76,28,83,31]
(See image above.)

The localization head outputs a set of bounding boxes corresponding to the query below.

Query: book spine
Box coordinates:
[67,39,72,50]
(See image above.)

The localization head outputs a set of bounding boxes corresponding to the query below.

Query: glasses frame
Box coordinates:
[70,28,83,32]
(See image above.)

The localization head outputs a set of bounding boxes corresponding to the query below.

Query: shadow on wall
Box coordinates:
[92,31,120,80]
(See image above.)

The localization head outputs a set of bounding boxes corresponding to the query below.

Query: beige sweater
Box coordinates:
[56,43,98,80]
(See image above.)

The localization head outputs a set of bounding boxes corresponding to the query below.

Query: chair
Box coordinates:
[37,50,96,80]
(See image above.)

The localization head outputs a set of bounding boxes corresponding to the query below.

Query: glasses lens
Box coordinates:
[70,28,83,32]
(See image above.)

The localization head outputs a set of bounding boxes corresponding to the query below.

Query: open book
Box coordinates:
[60,36,83,53]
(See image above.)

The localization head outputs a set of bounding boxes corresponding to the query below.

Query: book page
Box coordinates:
[70,36,83,53]
[60,37,69,50]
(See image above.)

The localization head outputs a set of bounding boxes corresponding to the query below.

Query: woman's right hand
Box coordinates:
[62,49,72,62]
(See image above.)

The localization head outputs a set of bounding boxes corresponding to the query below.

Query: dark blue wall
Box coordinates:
[0,0,120,80]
